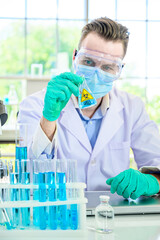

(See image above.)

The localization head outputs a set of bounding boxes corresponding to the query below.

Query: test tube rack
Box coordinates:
[0,182,88,238]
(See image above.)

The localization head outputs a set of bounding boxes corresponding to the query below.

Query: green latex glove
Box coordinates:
[106,169,159,200]
[43,72,83,121]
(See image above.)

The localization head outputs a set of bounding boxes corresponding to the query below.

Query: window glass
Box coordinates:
[117,0,146,20]
[0,20,25,75]
[146,79,160,125]
[116,78,146,101]
[0,0,25,18]
[148,22,160,78]
[27,20,57,75]
[148,0,160,20]
[120,21,146,78]
[89,0,115,19]
[58,0,85,19]
[27,0,57,18]
[59,21,84,70]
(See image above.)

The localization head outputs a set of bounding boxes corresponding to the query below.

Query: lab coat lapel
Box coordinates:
[59,99,92,154]
[92,94,124,158]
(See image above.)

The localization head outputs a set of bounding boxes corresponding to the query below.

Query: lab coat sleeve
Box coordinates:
[17,90,56,160]
[130,97,160,171]
[32,123,57,159]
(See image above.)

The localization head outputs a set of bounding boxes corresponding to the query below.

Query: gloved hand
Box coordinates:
[43,72,83,121]
[106,169,159,200]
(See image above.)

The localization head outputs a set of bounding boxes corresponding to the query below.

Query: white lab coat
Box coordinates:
[18,87,160,191]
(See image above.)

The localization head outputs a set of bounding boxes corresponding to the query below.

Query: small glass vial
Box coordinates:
[95,195,114,234]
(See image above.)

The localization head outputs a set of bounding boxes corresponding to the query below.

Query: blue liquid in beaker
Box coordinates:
[78,97,97,109]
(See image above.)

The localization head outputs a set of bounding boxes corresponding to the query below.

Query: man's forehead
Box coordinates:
[80,32,124,59]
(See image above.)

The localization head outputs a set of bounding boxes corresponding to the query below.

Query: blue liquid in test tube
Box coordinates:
[39,172,47,230]
[15,123,28,183]
[57,172,68,230]
[33,172,39,226]
[16,146,27,183]
[48,172,57,230]
[70,203,78,230]
[9,170,20,227]
[67,159,78,230]
[21,169,30,227]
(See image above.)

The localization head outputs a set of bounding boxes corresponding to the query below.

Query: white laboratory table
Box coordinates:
[2,214,160,240]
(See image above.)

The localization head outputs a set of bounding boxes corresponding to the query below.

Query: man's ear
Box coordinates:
[72,49,77,60]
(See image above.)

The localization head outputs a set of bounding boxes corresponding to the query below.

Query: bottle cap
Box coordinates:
[99,195,110,202]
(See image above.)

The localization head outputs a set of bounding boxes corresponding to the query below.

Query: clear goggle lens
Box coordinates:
[75,48,123,77]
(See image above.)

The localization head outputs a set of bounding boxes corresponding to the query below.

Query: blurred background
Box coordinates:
[0,0,160,167]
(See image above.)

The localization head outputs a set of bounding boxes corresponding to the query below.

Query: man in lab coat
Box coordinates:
[18,17,160,199]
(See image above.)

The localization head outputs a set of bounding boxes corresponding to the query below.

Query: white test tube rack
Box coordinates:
[0,182,88,238]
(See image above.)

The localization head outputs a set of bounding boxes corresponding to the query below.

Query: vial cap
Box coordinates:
[99,195,110,202]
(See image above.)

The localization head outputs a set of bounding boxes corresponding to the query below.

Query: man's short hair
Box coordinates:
[78,17,129,57]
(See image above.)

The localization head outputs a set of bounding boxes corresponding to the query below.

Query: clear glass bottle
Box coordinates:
[95,195,114,234]
[3,85,18,128]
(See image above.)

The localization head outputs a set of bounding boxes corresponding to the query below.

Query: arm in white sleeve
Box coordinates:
[32,123,57,159]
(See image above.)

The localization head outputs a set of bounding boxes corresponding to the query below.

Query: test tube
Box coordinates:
[8,159,20,227]
[67,159,78,230]
[56,159,68,230]
[0,159,12,230]
[47,160,57,230]
[38,160,47,230]
[21,159,30,227]
[15,123,28,183]
[0,160,8,200]
[33,159,39,227]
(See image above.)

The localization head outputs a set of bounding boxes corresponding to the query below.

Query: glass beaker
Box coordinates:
[78,76,97,109]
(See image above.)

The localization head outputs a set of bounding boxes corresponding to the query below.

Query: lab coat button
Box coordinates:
[91,159,96,165]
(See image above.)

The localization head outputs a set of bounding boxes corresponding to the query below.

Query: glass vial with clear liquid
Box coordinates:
[95,195,114,234]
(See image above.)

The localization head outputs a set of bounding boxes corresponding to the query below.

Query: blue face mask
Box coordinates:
[75,64,116,99]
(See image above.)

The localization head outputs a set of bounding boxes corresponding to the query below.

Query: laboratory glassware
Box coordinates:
[95,195,114,233]
[21,159,30,227]
[8,159,20,227]
[67,159,78,230]
[78,76,97,109]
[56,159,68,230]
[15,123,28,183]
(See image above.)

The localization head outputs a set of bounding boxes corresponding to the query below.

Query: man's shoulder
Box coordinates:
[20,88,46,108]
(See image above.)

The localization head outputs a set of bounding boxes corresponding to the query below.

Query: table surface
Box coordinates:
[2,214,160,240]
[87,214,160,240]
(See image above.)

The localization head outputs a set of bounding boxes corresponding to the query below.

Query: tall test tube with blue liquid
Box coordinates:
[9,160,20,227]
[56,159,68,230]
[21,159,30,227]
[38,160,47,230]
[15,123,28,183]
[33,159,39,227]
[67,159,78,230]
[47,160,57,230]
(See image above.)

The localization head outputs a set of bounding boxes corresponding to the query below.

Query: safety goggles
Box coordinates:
[74,48,124,78]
